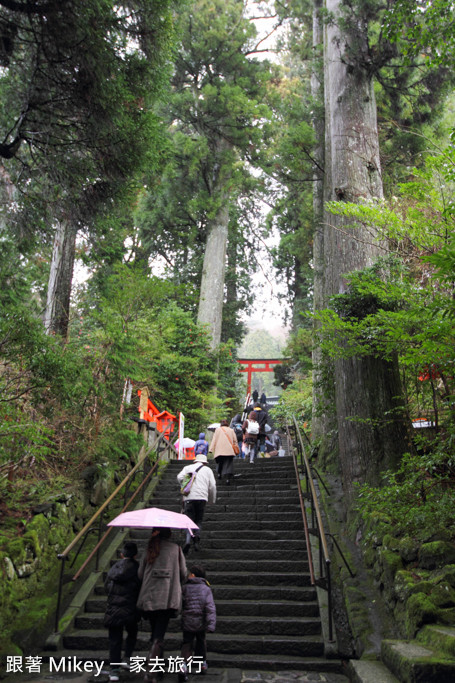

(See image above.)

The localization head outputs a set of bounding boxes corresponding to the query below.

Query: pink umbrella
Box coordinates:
[107,507,199,535]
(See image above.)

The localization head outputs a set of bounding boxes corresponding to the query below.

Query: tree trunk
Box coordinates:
[322,0,407,493]
[311,0,338,464]
[43,220,77,339]
[197,138,232,350]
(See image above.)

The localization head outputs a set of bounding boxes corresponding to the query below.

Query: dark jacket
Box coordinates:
[104,558,141,627]
[181,577,216,633]
[194,438,209,456]
[251,407,267,434]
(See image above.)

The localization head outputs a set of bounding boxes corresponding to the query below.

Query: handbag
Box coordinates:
[180,464,204,495]
[222,427,240,455]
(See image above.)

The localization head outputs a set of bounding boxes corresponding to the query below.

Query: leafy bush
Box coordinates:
[270,376,312,432]
[356,430,455,542]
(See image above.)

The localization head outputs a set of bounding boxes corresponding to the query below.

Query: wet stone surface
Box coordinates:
[2,667,350,683]
[239,672,349,683]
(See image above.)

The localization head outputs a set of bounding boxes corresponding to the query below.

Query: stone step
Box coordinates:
[155,482,300,493]
[165,457,293,466]
[348,660,400,683]
[125,507,303,529]
[139,558,309,572]
[136,537,307,551]
[381,638,455,683]
[75,612,321,636]
[151,490,300,502]
[187,519,306,531]
[198,571,312,586]
[149,500,302,513]
[416,624,455,659]
[87,595,319,618]
[129,528,306,542]
[143,508,302,521]
[39,650,345,673]
[63,629,325,657]
[48,449,340,676]
[92,584,317,603]
[109,547,308,561]
[156,469,297,479]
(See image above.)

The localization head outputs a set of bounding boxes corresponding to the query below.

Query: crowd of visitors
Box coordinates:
[104,389,281,682]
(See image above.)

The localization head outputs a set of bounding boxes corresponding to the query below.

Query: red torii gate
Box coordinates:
[237,358,286,395]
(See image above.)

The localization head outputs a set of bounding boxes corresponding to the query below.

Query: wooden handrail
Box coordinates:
[292,416,330,564]
[287,428,315,586]
[71,459,159,581]
[54,427,180,633]
[289,415,333,641]
[58,442,155,559]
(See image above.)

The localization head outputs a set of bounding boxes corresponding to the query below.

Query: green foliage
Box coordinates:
[134,0,275,341]
[264,69,316,328]
[382,0,455,69]
[270,377,312,432]
[355,431,455,542]
[270,326,312,426]
[315,150,455,431]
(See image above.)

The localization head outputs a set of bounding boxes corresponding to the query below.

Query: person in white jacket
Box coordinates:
[177,454,217,555]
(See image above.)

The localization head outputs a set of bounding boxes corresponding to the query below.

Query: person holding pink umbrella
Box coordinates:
[136,528,187,683]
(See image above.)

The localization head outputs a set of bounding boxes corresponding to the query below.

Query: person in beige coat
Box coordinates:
[209,419,239,485]
[136,528,187,683]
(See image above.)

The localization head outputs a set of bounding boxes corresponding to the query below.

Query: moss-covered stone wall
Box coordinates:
[0,457,122,663]
[0,489,91,660]
[314,473,455,656]
[362,531,455,638]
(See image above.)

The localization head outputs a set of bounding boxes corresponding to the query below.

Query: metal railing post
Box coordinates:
[327,561,333,641]
[54,555,67,633]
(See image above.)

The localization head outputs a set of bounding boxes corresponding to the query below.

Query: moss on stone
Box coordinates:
[430,581,455,609]
[405,592,440,637]
[419,542,455,570]
[417,624,455,658]
[394,570,436,616]
[6,538,29,566]
[363,547,376,568]
[433,564,455,589]
[364,511,393,547]
[27,513,50,540]
[380,548,403,584]
[383,534,400,551]
[398,536,419,563]
[22,530,42,558]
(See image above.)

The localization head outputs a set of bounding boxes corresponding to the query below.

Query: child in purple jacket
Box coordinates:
[178,565,216,682]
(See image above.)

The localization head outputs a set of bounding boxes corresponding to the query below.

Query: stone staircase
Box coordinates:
[49,455,347,676]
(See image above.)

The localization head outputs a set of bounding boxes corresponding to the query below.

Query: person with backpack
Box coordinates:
[229,414,244,457]
[193,432,209,457]
[177,453,217,555]
[242,412,260,464]
[251,402,268,458]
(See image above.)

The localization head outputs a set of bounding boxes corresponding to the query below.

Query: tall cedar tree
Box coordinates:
[168,0,272,349]
[0,0,178,337]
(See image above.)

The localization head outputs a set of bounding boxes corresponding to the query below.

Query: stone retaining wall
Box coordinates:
[0,466,117,661]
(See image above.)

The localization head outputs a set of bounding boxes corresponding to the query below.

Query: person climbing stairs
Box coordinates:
[45,452,349,680]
